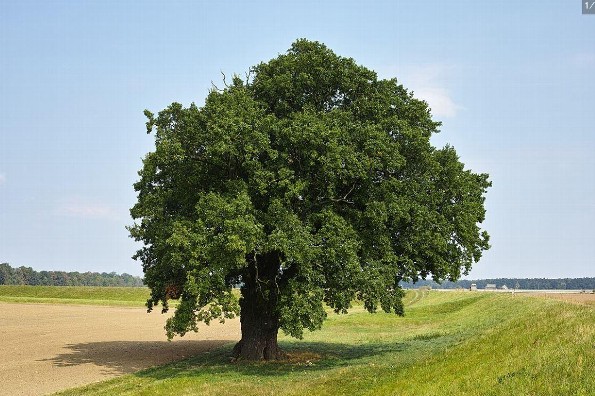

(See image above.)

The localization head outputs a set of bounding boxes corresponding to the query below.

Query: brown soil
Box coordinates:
[0,303,240,396]
[525,292,595,305]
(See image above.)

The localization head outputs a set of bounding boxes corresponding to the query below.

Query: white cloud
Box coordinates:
[411,86,460,118]
[57,197,117,220]
[402,64,463,118]
[378,63,463,119]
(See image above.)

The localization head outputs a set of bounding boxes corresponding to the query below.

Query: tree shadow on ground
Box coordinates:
[134,339,414,380]
[42,337,436,380]
[40,339,235,375]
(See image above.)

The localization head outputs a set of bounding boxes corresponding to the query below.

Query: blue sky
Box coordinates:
[1,1,593,279]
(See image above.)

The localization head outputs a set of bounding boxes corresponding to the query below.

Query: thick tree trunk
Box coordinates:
[232,253,287,361]
[231,304,285,361]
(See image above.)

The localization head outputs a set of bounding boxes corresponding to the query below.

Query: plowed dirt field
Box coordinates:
[527,292,595,305]
[0,303,240,396]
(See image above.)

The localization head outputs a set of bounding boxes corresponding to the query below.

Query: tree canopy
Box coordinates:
[129,39,490,360]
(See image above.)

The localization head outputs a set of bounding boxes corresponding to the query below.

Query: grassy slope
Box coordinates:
[0,285,150,307]
[55,290,595,396]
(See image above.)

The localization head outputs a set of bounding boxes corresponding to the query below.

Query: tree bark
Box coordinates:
[232,253,287,361]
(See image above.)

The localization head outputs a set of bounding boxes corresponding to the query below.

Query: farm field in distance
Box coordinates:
[0,285,150,307]
[526,291,595,306]
[1,286,592,395]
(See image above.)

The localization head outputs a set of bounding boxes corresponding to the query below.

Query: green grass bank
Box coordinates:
[0,285,150,307]
[54,290,594,395]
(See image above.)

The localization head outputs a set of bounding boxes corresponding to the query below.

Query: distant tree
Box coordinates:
[54,271,68,286]
[0,263,12,285]
[21,266,39,285]
[130,39,491,361]
[11,266,26,285]
[38,271,51,285]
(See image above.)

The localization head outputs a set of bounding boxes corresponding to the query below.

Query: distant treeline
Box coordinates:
[2,261,593,290]
[0,263,144,287]
[400,277,595,290]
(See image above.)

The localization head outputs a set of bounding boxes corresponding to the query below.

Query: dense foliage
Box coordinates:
[401,277,595,290]
[0,262,143,287]
[129,40,491,359]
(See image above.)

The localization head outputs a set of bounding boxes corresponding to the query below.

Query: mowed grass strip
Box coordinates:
[0,285,150,307]
[54,291,595,396]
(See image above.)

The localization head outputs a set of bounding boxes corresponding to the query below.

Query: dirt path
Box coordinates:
[0,303,241,396]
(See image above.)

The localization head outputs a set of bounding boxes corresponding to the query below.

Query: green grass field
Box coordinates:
[51,289,594,396]
[0,285,150,307]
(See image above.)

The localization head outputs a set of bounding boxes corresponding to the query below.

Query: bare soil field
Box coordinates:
[0,303,240,396]
[526,292,595,305]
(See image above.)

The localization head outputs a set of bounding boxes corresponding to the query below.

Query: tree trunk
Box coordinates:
[232,253,287,361]
[231,302,285,361]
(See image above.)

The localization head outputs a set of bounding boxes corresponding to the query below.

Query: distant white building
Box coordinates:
[470,283,477,291]
[500,285,509,290]
[485,284,497,290]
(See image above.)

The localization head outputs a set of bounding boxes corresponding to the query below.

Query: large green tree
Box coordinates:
[129,40,490,361]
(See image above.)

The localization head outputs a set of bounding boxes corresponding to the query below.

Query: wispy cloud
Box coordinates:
[57,197,117,220]
[378,63,463,119]
[411,86,461,118]
[401,64,462,118]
